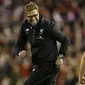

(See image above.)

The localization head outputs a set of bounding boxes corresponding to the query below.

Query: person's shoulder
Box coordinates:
[41,18,56,31]
[43,18,55,26]
[21,19,29,29]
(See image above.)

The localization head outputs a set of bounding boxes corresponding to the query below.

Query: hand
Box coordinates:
[18,50,26,58]
[56,58,63,65]
[79,76,85,85]
[56,54,64,65]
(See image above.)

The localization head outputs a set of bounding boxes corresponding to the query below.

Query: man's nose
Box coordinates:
[31,17,35,20]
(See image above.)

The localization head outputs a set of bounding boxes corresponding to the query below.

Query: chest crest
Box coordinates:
[25,28,30,34]
[37,28,44,40]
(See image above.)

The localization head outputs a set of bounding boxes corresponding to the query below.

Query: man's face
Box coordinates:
[26,9,39,26]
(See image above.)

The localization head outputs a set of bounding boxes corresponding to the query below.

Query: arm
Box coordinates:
[15,41,32,64]
[16,42,32,63]
[50,21,70,56]
[79,52,85,84]
[14,23,27,55]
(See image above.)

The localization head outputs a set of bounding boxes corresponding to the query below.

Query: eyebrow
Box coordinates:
[27,14,38,17]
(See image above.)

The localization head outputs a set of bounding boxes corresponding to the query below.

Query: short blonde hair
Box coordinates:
[25,2,39,13]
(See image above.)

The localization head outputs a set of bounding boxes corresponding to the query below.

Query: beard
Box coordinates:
[30,21,38,26]
[28,17,39,26]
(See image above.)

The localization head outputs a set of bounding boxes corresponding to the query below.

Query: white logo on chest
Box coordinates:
[37,29,44,40]
[25,28,29,34]
[40,29,43,35]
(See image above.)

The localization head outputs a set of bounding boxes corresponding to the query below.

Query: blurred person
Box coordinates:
[0,50,13,77]
[79,52,85,84]
[16,79,23,85]
[52,9,64,31]
[1,77,11,85]
[14,2,69,85]
[20,57,32,79]
[39,6,51,20]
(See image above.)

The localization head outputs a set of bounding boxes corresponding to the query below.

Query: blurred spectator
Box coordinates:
[1,77,11,85]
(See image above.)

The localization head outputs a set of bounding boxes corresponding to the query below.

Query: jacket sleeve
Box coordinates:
[14,24,27,55]
[50,21,70,56]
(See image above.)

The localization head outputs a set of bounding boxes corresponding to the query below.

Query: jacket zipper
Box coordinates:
[32,29,35,44]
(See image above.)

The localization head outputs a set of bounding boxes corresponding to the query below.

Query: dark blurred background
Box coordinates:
[0,0,85,85]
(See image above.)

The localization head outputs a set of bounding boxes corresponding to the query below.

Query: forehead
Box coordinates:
[26,9,39,16]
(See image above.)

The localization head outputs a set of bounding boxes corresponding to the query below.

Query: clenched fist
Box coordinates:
[56,58,63,65]
[56,54,64,65]
[18,50,26,58]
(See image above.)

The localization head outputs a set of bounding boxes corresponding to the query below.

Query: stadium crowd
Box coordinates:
[0,0,85,85]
